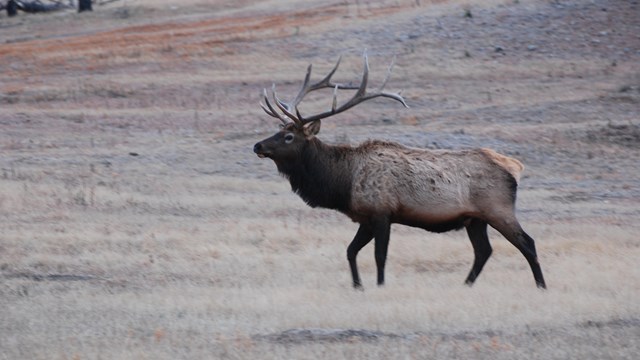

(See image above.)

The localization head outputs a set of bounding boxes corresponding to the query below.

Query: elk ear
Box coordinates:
[303,120,321,138]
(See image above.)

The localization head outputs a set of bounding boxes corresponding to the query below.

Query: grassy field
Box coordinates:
[1,0,639,358]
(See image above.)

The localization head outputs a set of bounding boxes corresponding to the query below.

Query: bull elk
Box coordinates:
[253,53,546,289]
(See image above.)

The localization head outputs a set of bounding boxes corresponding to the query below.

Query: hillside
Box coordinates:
[1,0,639,358]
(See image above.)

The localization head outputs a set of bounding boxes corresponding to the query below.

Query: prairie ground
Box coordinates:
[1,0,639,358]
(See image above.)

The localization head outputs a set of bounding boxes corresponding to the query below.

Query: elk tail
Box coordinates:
[481,148,525,183]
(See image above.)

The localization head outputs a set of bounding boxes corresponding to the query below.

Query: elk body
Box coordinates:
[253,54,546,289]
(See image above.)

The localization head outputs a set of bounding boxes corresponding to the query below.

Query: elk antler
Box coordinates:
[260,52,408,126]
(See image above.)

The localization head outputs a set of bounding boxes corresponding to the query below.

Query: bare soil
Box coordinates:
[1,0,639,359]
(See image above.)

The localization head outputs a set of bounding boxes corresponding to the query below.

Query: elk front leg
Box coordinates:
[347,224,373,289]
[372,215,391,286]
[464,219,492,286]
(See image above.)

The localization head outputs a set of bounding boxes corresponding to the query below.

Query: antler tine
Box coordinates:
[290,55,345,111]
[379,55,395,91]
[310,55,343,91]
[260,52,407,126]
[373,55,409,108]
[356,51,369,98]
[261,88,289,125]
[299,52,408,124]
[265,57,344,125]
[288,64,313,111]
[324,52,370,115]
[272,85,302,125]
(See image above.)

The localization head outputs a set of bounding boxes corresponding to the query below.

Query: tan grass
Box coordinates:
[1,0,639,358]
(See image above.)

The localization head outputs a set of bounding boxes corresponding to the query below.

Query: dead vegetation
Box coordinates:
[0,0,639,359]
[586,121,640,148]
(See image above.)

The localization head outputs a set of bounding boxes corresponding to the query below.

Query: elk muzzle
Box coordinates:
[253,141,269,158]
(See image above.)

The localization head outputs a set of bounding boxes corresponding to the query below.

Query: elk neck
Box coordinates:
[275,137,354,213]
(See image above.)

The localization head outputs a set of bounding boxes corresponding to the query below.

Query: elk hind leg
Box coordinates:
[489,216,546,289]
[520,230,546,289]
[464,218,492,286]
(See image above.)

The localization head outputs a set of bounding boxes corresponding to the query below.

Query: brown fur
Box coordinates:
[348,141,519,225]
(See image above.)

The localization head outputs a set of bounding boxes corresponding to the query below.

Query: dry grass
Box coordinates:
[1,0,639,358]
[1,170,638,358]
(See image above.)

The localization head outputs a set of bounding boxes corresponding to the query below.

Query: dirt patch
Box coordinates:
[3,272,99,282]
[586,121,640,148]
[253,319,640,359]
[255,328,405,344]
[256,318,640,345]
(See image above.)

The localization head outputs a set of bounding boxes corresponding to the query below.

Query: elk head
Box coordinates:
[253,52,408,163]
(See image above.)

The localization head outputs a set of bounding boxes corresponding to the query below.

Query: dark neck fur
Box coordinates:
[275,138,353,212]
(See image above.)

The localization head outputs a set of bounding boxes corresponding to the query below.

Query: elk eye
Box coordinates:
[284,133,295,144]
